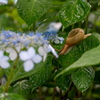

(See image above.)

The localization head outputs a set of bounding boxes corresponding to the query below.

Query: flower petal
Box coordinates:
[19,51,29,61]
[28,47,35,58]
[54,38,59,44]
[1,56,9,61]
[32,54,42,63]
[43,45,49,52]
[43,53,47,62]
[23,60,34,72]
[0,51,4,58]
[0,61,10,69]
[9,50,17,60]
[6,47,14,53]
[53,22,62,30]
[38,46,46,56]
[48,44,58,58]
[15,45,21,52]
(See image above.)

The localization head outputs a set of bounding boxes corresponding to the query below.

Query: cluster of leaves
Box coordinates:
[0,0,100,100]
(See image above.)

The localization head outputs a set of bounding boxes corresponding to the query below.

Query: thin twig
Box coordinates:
[63,82,74,100]
[38,87,43,100]
[52,87,56,100]
[85,14,89,34]
[59,89,63,100]
[3,57,19,92]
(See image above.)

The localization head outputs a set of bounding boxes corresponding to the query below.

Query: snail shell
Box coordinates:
[59,28,91,55]
[66,28,84,46]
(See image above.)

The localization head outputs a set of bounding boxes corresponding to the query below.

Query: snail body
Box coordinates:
[59,28,91,55]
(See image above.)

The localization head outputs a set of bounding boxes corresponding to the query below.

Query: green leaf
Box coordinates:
[55,44,100,80]
[0,5,9,14]
[17,0,52,25]
[0,68,4,78]
[0,14,17,30]
[92,32,100,40]
[57,35,100,69]
[0,86,3,93]
[5,54,53,83]
[55,35,100,79]
[59,0,91,28]
[0,93,25,100]
[72,67,95,92]
[93,10,100,16]
[29,56,52,90]
[56,75,71,90]
[98,2,100,6]
[0,86,13,93]
[90,0,100,4]
[13,80,31,98]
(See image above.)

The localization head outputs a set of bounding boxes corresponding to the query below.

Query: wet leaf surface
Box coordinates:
[5,54,53,84]
[72,67,95,92]
[55,35,100,79]
[0,93,25,100]
[57,35,99,69]
[17,0,52,25]
[13,80,31,98]
[59,0,91,28]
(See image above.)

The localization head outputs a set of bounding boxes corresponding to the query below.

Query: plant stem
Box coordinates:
[72,24,75,29]
[32,22,36,33]
[52,87,56,100]
[85,14,89,34]
[28,26,31,31]
[78,21,82,28]
[38,87,43,100]
[3,58,19,92]
[93,16,98,32]
[63,82,73,100]
[59,89,63,100]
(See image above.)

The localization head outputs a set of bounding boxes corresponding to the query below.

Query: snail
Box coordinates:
[59,28,91,55]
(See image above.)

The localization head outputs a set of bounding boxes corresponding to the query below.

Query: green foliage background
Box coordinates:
[0,0,100,100]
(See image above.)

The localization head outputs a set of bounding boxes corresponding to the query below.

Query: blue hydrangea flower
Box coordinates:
[6,44,21,60]
[0,29,62,72]
[38,44,58,61]
[38,45,50,61]
[48,44,58,58]
[19,47,42,72]
[0,51,9,69]
[42,31,64,44]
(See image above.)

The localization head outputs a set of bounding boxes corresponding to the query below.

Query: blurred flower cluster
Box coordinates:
[43,22,64,44]
[0,23,63,71]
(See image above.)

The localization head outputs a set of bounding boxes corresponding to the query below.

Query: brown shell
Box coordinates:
[59,28,91,55]
[66,28,84,45]
[68,28,80,37]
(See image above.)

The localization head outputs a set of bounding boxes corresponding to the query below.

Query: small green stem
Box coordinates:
[72,24,75,29]
[85,14,89,34]
[63,82,73,100]
[32,22,36,33]
[3,57,19,92]
[78,21,82,28]
[3,66,15,92]
[28,26,31,31]
[93,16,98,32]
